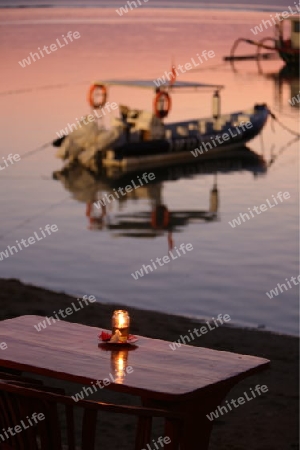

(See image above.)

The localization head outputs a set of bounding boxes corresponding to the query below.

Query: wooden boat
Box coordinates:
[53,79,269,172]
[229,15,300,70]
[276,15,300,66]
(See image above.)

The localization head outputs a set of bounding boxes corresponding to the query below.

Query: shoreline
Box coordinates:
[1,276,296,337]
[0,278,298,449]
[0,277,296,338]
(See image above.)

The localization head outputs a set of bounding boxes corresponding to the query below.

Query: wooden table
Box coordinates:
[0,316,270,449]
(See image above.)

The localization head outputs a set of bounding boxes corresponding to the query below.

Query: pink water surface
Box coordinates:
[0,7,299,334]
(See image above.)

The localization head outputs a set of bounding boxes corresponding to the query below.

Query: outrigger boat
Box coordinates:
[54,78,269,172]
[229,15,300,69]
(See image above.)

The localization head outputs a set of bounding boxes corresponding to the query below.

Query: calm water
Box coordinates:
[0,7,299,335]
[0,0,292,11]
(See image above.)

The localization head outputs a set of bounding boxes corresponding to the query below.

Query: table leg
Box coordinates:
[141,384,234,450]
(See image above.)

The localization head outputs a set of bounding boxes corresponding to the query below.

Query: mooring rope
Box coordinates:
[268,135,299,169]
[0,176,51,180]
[0,194,71,241]
[0,80,90,97]
[268,107,300,137]
[18,142,52,160]
[272,106,299,121]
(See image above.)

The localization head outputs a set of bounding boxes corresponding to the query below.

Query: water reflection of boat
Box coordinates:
[53,147,266,243]
[104,146,266,184]
[228,57,300,110]
[259,68,300,110]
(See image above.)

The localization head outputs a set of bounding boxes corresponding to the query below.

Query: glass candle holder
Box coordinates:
[112,310,130,343]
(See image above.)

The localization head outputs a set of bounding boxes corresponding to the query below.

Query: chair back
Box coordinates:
[0,380,181,450]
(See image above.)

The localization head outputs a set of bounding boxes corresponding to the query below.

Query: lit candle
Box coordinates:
[112,310,130,343]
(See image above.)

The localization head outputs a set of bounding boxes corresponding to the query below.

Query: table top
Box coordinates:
[0,316,270,401]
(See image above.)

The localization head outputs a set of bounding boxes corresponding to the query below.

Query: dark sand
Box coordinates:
[0,278,298,449]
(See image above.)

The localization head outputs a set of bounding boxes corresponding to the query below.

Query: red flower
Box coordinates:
[99,331,112,342]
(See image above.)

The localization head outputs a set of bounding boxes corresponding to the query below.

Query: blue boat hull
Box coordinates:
[112,104,269,161]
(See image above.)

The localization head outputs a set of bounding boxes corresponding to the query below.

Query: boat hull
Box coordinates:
[102,104,269,170]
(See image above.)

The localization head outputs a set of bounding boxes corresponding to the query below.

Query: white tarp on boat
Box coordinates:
[56,118,123,170]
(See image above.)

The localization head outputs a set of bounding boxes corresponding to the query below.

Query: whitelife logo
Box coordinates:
[18,31,81,68]
[33,295,97,332]
[288,91,300,106]
[141,436,172,450]
[94,172,156,209]
[55,102,118,139]
[116,0,149,16]
[0,224,58,261]
[228,191,290,228]
[250,5,300,35]
[72,366,134,402]
[153,50,215,88]
[169,314,231,351]
[0,153,21,172]
[206,384,269,421]
[0,412,45,444]
[131,243,193,280]
[266,275,300,299]
[191,121,253,158]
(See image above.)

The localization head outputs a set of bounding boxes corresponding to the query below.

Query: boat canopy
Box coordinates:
[93,79,224,91]
[280,14,300,22]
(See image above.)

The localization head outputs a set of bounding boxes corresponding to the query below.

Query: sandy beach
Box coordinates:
[0,278,298,449]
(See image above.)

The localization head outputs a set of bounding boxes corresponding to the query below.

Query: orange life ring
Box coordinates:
[88,84,107,109]
[153,91,171,119]
[86,203,92,218]
[151,205,170,229]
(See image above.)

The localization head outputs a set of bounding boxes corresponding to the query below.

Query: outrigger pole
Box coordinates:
[225,16,300,63]
[224,38,278,62]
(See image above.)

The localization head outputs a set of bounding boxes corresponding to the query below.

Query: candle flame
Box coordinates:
[118,313,125,328]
